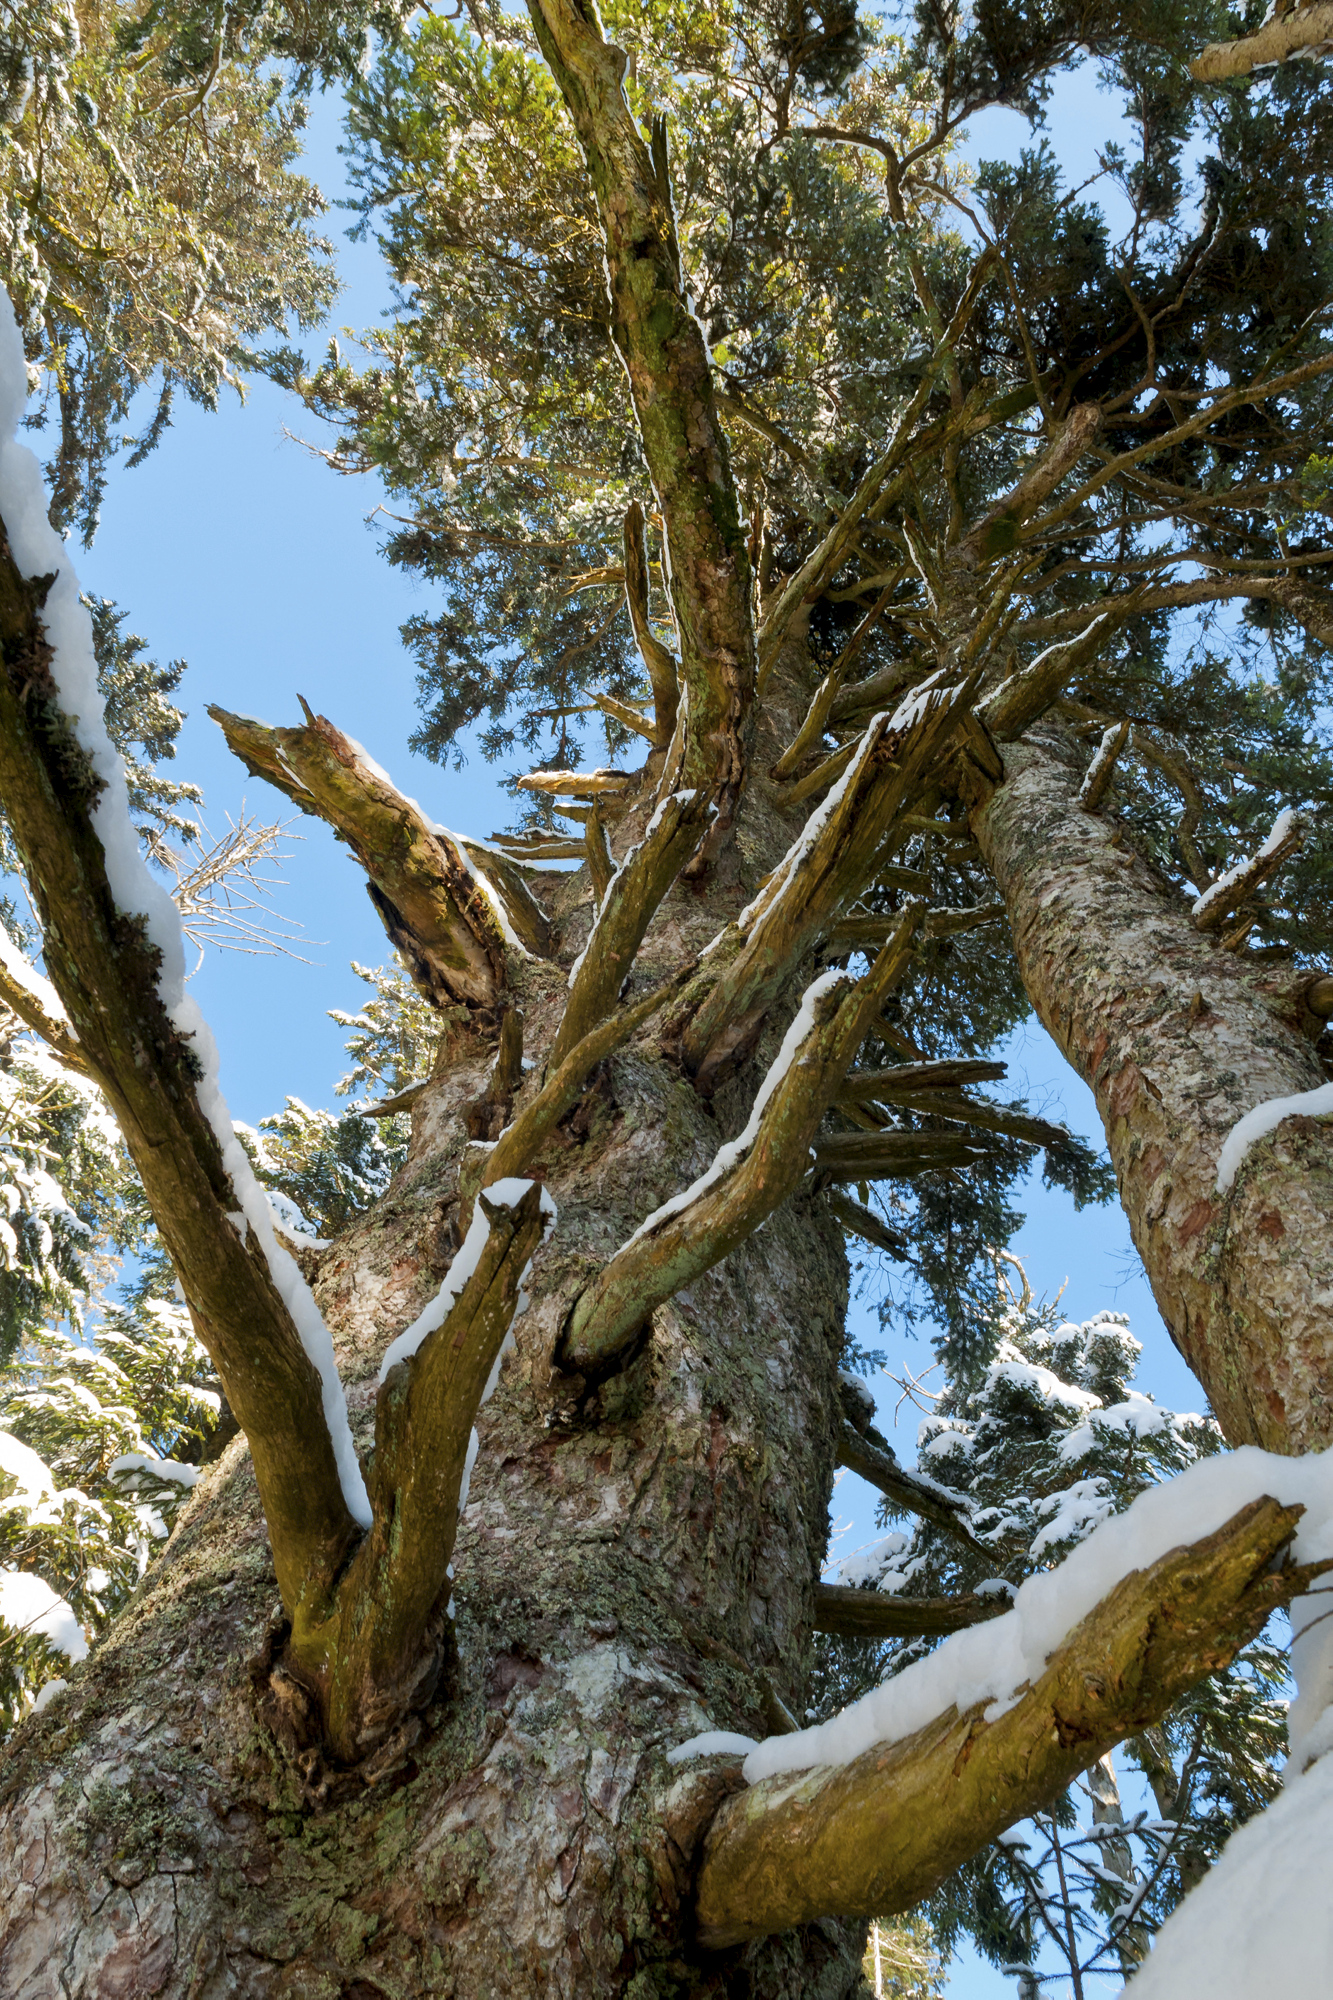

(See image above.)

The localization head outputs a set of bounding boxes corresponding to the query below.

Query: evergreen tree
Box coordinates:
[0,0,1329,1988]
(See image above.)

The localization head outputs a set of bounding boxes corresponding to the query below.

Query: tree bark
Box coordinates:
[969,728,1333,1453]
[0,677,873,1998]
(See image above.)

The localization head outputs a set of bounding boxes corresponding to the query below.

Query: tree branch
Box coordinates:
[526,0,754,828]
[1192,1,1333,79]
[0,529,359,1648]
[212,707,537,1006]
[812,1582,1007,1638]
[683,671,983,1088]
[550,788,712,1067]
[622,499,678,748]
[561,919,921,1373]
[315,1184,550,1762]
[0,925,89,1073]
[694,1497,1319,1946]
[836,1420,988,1553]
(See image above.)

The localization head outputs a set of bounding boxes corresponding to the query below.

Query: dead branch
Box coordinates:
[212,706,521,1011]
[683,671,984,1089]
[1080,721,1131,812]
[836,1059,1009,1100]
[0,925,88,1073]
[812,1131,994,1179]
[551,788,712,1067]
[836,1421,988,1553]
[812,1582,1008,1638]
[1192,810,1310,931]
[622,499,679,748]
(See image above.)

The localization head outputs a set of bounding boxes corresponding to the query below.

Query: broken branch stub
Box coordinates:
[694,1497,1319,1947]
[683,672,983,1089]
[562,917,922,1373]
[324,1183,549,1762]
[211,707,517,1011]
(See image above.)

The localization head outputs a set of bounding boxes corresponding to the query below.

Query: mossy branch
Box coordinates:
[812,1582,1008,1638]
[561,916,921,1373]
[211,706,543,1003]
[323,1183,549,1762]
[550,788,712,1067]
[683,670,984,1089]
[0,530,359,1645]
[694,1497,1323,1947]
[526,0,754,827]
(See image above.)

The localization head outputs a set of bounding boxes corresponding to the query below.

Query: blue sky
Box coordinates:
[67,57,1205,2000]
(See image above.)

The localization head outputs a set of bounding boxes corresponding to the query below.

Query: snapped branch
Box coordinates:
[694,1497,1321,1946]
[561,916,922,1373]
[213,707,548,1003]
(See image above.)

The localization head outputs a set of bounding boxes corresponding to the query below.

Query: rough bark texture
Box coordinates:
[970,728,1333,1452]
[0,665,873,2000]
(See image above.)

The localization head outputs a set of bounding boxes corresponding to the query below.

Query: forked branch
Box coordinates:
[527,0,754,821]
[683,670,984,1087]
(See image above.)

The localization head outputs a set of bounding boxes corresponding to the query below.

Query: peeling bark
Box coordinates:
[971,730,1333,1452]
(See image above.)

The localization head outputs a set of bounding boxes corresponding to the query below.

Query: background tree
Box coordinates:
[0,0,1330,1992]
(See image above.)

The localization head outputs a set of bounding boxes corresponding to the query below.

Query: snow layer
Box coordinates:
[1215,1080,1333,1193]
[624,967,847,1246]
[0,1565,86,1660]
[377,1176,556,1383]
[0,1428,57,1501]
[0,922,76,1037]
[670,1444,1333,1784]
[1192,806,1298,924]
[1122,1739,1333,1999]
[0,288,372,1527]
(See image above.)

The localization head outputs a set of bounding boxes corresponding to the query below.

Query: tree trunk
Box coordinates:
[0,681,869,2000]
[969,726,1333,1453]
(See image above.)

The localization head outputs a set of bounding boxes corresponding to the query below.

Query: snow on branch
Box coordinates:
[212,705,539,1005]
[1215,1080,1333,1193]
[323,1178,555,1762]
[561,916,921,1373]
[689,1444,1333,1946]
[0,923,86,1073]
[1192,807,1309,931]
[1192,0,1333,79]
[683,670,982,1089]
[0,290,372,1584]
[550,787,712,1067]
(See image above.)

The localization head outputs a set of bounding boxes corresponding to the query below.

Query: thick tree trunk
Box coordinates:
[0,679,870,1999]
[970,727,1333,1453]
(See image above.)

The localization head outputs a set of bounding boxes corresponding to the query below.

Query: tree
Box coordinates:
[0,0,1332,1990]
